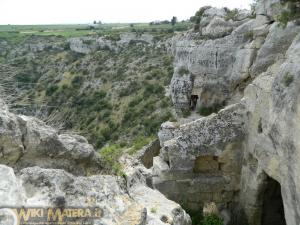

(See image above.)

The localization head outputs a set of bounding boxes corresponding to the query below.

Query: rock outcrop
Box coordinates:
[154,1,300,225]
[0,100,102,176]
[0,100,191,225]
[69,33,154,54]
[170,8,261,113]
[153,103,245,213]
[0,164,191,225]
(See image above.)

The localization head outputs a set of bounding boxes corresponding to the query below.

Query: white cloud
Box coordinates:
[0,0,252,25]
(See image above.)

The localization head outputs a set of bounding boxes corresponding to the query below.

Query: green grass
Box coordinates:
[128,135,155,155]
[0,22,192,39]
[200,215,223,225]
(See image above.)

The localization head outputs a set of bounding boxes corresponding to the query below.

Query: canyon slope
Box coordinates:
[0,0,300,225]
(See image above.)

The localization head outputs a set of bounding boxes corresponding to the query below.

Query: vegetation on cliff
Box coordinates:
[0,26,185,156]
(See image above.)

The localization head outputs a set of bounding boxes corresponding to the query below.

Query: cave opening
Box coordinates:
[190,95,199,111]
[261,176,286,225]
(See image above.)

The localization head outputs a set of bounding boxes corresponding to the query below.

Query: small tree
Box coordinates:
[93,20,97,24]
[171,16,177,26]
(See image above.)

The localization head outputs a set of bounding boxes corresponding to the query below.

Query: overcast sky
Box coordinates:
[0,0,252,25]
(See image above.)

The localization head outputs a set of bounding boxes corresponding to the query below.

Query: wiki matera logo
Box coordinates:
[0,207,103,225]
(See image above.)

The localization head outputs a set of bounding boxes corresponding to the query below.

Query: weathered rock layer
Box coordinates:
[154,1,300,224]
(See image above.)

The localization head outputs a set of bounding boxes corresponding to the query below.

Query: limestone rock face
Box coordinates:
[154,1,300,224]
[255,0,282,19]
[251,22,300,76]
[170,9,267,113]
[69,37,100,54]
[0,100,191,225]
[153,103,246,210]
[0,164,191,225]
[0,103,102,176]
[239,31,300,225]
[69,33,154,54]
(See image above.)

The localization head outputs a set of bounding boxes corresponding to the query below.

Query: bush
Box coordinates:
[71,75,84,88]
[277,1,300,27]
[128,135,154,155]
[224,8,239,21]
[46,85,58,96]
[190,6,211,31]
[200,215,223,225]
[277,9,300,27]
[178,67,189,76]
[184,209,203,225]
[182,110,191,118]
[282,72,294,86]
[244,31,254,41]
[197,104,222,116]
[143,83,165,98]
[119,81,140,97]
[99,144,123,175]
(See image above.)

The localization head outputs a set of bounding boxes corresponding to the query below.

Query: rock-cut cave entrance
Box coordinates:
[190,95,199,111]
[261,176,286,225]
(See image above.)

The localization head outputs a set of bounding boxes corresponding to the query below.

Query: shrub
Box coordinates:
[119,81,140,97]
[277,9,300,27]
[244,31,254,41]
[99,144,123,175]
[15,72,38,83]
[71,75,84,88]
[182,110,191,118]
[200,215,223,225]
[143,83,165,98]
[282,72,294,86]
[190,6,211,30]
[128,135,154,155]
[197,104,222,116]
[46,85,58,96]
[178,67,189,76]
[277,0,300,27]
[184,209,203,225]
[150,207,157,214]
[224,8,239,21]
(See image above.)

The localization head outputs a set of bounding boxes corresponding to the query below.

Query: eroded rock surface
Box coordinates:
[0,102,102,176]
[153,103,245,211]
[154,1,300,225]
[170,8,263,113]
[0,101,191,225]
[0,164,191,225]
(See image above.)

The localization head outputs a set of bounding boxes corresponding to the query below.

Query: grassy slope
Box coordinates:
[0,24,188,173]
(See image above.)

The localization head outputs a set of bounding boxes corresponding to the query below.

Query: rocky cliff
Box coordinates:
[153,0,300,224]
[1,0,300,225]
[0,99,191,225]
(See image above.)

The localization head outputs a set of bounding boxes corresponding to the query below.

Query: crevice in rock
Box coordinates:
[258,118,263,133]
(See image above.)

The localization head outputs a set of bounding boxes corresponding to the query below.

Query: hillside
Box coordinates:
[0,26,188,153]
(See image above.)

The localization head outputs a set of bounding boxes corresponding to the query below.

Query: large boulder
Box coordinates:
[0,164,191,225]
[0,100,102,175]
